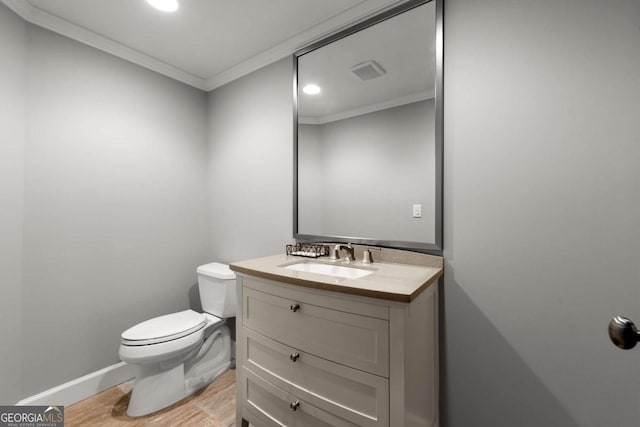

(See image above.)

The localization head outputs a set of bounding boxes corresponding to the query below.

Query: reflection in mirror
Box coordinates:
[295,0,441,253]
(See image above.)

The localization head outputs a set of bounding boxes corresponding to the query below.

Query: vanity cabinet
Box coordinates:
[234,271,439,427]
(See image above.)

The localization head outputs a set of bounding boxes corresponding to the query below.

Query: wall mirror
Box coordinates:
[294,0,442,253]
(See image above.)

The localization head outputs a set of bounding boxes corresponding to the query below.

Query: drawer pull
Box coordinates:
[289,352,300,362]
[290,303,300,312]
[289,400,300,411]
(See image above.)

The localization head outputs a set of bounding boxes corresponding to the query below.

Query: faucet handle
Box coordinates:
[329,245,339,260]
[362,249,373,264]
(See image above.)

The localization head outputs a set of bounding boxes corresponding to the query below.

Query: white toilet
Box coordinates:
[119,262,236,417]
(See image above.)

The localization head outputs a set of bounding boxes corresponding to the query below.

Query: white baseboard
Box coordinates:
[17,362,137,407]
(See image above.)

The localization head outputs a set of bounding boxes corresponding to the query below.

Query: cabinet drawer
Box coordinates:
[242,368,358,427]
[244,328,388,427]
[243,287,389,376]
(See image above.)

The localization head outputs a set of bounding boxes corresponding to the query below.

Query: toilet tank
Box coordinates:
[196,262,236,318]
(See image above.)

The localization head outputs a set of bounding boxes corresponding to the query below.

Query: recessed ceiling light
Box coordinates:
[146,0,179,13]
[302,84,321,95]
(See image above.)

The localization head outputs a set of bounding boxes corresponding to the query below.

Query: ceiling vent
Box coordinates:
[350,60,386,81]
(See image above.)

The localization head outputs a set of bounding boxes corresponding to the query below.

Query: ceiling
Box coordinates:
[1,0,411,91]
[298,1,435,123]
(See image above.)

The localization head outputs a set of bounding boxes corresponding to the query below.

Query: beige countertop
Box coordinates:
[230,253,443,303]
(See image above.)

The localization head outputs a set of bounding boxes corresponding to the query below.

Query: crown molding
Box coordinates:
[1,0,207,90]
[299,90,434,125]
[204,0,411,91]
[2,0,409,92]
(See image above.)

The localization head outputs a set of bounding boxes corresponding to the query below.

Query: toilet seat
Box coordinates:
[121,310,207,346]
[119,310,224,365]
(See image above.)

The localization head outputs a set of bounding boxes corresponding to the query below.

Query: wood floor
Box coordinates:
[65,369,236,427]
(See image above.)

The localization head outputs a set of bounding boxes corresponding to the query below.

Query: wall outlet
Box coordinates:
[413,204,422,218]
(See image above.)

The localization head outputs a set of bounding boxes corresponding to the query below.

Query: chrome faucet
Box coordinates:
[334,244,355,262]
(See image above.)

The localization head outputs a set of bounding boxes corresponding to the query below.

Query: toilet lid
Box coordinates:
[121,309,207,345]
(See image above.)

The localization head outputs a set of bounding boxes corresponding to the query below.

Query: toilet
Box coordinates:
[119,262,236,417]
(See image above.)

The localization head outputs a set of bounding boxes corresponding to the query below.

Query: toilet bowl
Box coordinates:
[119,262,236,417]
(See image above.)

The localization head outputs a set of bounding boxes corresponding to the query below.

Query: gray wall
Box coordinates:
[297,123,323,234]
[0,3,26,404]
[442,0,640,426]
[205,57,293,264]
[15,23,209,398]
[298,100,435,242]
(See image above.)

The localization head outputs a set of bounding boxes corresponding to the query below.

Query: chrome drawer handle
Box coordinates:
[290,303,300,312]
[289,352,300,362]
[289,400,300,411]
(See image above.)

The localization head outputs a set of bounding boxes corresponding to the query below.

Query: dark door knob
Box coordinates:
[608,316,640,350]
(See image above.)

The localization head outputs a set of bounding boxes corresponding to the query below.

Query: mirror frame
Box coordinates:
[293,0,443,255]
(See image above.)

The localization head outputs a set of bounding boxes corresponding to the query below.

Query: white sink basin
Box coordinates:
[283,262,373,279]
